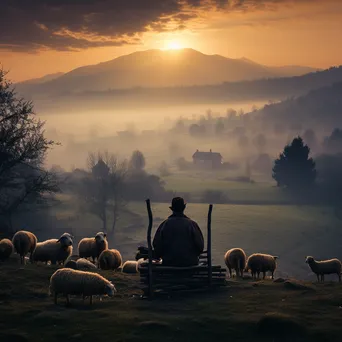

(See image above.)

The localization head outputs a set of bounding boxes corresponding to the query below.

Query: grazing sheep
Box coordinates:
[245,253,278,280]
[98,249,122,270]
[135,246,159,261]
[65,258,97,271]
[76,258,97,270]
[305,256,342,282]
[0,239,14,261]
[122,260,139,274]
[224,248,246,278]
[32,233,73,265]
[78,232,108,262]
[49,268,116,305]
[12,230,37,264]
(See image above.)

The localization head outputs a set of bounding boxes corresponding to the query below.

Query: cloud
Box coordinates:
[0,0,334,52]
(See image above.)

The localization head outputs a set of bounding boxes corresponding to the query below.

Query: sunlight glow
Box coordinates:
[165,41,182,50]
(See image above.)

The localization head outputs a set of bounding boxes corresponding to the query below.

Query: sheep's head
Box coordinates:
[305,256,314,264]
[57,235,73,248]
[61,232,74,240]
[105,282,117,297]
[95,232,107,244]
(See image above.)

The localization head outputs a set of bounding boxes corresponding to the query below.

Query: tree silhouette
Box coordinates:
[78,151,127,234]
[129,150,145,171]
[215,119,225,136]
[0,70,59,230]
[253,133,267,153]
[273,137,316,189]
[323,128,342,153]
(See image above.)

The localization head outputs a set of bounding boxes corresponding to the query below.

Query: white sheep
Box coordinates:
[245,253,278,280]
[32,233,73,265]
[65,258,97,270]
[0,238,14,261]
[305,256,342,282]
[49,268,116,305]
[98,249,122,270]
[12,230,38,264]
[121,260,139,274]
[78,232,108,263]
[224,248,246,278]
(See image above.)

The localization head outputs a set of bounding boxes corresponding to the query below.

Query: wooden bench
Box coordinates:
[139,200,226,298]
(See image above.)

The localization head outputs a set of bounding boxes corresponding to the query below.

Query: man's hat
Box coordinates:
[169,197,186,212]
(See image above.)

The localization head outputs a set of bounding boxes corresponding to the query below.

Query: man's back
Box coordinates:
[153,213,204,267]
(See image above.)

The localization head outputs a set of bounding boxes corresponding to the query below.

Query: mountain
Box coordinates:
[18,72,64,86]
[253,81,342,131]
[15,49,319,97]
[239,58,316,77]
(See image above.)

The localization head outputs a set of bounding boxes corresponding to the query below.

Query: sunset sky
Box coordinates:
[1,0,342,82]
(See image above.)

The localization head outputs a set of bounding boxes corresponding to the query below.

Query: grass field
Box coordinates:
[162,171,284,202]
[1,260,342,342]
[33,196,341,282]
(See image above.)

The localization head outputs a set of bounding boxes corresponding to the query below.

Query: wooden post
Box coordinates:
[146,199,153,299]
[207,204,213,287]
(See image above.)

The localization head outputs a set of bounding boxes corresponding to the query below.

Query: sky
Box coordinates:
[1,0,342,82]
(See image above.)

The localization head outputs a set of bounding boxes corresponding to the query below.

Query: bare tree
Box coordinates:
[0,70,59,231]
[79,151,127,235]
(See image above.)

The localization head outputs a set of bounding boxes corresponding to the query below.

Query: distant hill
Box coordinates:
[15,48,319,97]
[24,65,341,111]
[253,81,342,130]
[18,72,64,86]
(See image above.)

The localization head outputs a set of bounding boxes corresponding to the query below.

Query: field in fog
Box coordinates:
[43,195,340,282]
[40,101,268,136]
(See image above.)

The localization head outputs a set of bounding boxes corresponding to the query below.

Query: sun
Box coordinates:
[165,41,182,50]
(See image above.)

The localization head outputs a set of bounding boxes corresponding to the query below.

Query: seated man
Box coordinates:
[152,197,204,267]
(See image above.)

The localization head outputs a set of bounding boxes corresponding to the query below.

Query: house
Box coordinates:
[192,149,222,169]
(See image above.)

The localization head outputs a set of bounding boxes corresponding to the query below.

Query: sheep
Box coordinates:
[98,249,122,270]
[64,259,77,269]
[78,232,108,263]
[245,253,278,280]
[32,233,73,265]
[121,260,139,274]
[305,256,342,283]
[0,238,14,261]
[49,268,116,305]
[12,230,37,264]
[65,258,97,270]
[224,248,246,278]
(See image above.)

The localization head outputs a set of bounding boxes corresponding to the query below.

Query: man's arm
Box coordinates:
[152,221,165,259]
[191,221,204,254]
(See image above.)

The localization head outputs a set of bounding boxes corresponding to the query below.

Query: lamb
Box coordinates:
[305,256,342,282]
[78,232,108,262]
[121,260,139,274]
[98,249,122,270]
[12,230,38,264]
[32,233,73,265]
[0,238,14,261]
[49,268,116,305]
[65,258,97,270]
[224,248,246,278]
[245,253,278,280]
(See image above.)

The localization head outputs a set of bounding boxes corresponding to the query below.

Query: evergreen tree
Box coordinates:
[273,137,316,189]
[130,150,146,171]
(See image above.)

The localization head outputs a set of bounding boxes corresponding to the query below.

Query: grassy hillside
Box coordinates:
[1,261,342,342]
